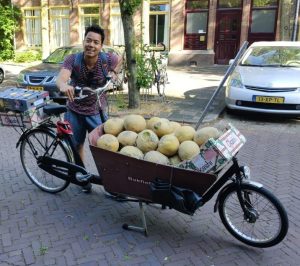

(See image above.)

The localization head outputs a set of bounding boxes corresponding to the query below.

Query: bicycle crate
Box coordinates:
[88,125,217,202]
[0,106,49,128]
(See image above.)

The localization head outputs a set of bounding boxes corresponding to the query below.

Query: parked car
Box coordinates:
[225,41,300,115]
[17,45,119,101]
[0,64,6,84]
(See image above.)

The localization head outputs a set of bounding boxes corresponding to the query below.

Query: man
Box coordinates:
[56,25,122,192]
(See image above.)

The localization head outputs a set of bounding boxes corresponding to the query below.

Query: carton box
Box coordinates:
[0,88,49,112]
[178,124,246,173]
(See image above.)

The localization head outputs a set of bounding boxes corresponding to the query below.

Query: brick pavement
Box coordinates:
[0,114,299,265]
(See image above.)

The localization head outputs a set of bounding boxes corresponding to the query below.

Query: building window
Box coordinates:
[79,5,100,40]
[218,0,242,8]
[149,1,170,48]
[248,0,278,43]
[50,7,70,49]
[23,8,42,47]
[110,4,124,46]
[184,0,209,50]
[250,0,278,33]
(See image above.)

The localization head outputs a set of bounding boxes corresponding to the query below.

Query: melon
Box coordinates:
[193,127,220,146]
[123,114,146,133]
[144,150,169,165]
[178,140,200,161]
[96,134,119,152]
[169,155,182,166]
[119,146,144,159]
[157,134,180,156]
[174,125,196,143]
[147,117,161,130]
[169,121,181,133]
[103,117,124,136]
[136,129,159,153]
[117,131,138,147]
[152,118,173,137]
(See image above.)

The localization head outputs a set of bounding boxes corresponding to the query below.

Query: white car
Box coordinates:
[226,41,300,115]
[0,64,5,84]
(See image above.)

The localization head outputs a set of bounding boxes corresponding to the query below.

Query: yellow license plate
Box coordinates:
[254,96,285,104]
[27,86,44,91]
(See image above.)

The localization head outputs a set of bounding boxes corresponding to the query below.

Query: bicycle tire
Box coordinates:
[0,69,4,84]
[218,183,288,248]
[156,69,167,97]
[20,128,73,193]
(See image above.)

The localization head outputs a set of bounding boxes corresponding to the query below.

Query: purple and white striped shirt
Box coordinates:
[62,52,118,115]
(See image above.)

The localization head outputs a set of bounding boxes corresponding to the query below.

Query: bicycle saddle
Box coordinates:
[43,104,67,116]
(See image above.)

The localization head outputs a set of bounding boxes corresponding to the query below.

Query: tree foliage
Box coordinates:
[0,3,21,61]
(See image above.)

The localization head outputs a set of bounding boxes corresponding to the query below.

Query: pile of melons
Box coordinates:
[96,114,221,166]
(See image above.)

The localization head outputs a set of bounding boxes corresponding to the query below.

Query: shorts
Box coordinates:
[65,109,102,147]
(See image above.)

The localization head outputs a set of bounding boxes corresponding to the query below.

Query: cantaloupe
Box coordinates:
[119,146,144,159]
[147,117,161,130]
[169,154,182,166]
[103,117,124,136]
[123,114,146,133]
[96,134,119,152]
[157,134,180,156]
[178,140,200,161]
[136,129,159,153]
[193,127,220,146]
[169,121,181,133]
[117,131,138,147]
[174,125,196,143]
[144,150,169,165]
[152,118,173,137]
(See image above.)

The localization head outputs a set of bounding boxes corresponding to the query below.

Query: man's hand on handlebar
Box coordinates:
[60,84,75,102]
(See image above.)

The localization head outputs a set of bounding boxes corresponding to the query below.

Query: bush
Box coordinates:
[14,50,42,63]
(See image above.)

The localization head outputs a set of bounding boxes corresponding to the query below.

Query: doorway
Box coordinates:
[215,11,241,64]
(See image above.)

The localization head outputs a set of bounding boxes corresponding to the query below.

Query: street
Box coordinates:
[0,66,300,265]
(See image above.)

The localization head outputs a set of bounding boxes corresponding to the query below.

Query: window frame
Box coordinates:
[149,0,170,48]
[49,6,71,49]
[184,0,210,50]
[78,4,101,41]
[22,7,42,48]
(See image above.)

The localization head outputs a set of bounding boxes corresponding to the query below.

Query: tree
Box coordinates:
[118,0,143,109]
[0,2,21,61]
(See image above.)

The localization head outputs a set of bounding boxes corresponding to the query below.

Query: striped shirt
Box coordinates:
[62,52,118,115]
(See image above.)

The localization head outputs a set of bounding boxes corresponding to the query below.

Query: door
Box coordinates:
[215,11,241,64]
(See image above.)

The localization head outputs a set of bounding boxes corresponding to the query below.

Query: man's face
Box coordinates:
[83,31,103,58]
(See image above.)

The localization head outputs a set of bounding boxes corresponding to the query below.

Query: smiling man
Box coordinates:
[56,25,121,192]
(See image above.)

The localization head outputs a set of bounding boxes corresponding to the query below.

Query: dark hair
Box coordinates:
[84,25,105,44]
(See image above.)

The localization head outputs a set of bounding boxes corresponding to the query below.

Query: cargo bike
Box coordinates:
[0,43,288,248]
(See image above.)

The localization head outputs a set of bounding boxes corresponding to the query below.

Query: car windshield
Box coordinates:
[241,46,300,68]
[43,47,82,64]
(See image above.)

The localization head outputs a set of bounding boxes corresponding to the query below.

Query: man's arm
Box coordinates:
[56,68,74,101]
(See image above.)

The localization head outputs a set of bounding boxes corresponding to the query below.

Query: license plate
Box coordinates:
[27,86,44,91]
[253,96,285,104]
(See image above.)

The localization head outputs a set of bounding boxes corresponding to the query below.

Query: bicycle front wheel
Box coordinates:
[20,129,73,193]
[218,183,288,248]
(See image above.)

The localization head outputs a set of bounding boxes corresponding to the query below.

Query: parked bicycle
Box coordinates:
[143,43,169,98]
[112,44,127,91]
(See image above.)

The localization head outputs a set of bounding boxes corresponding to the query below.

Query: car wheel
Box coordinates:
[0,69,4,84]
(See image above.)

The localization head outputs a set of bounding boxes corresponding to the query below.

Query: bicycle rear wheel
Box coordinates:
[218,183,288,248]
[20,128,72,193]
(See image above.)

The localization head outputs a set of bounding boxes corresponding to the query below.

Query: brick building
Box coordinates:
[12,0,300,66]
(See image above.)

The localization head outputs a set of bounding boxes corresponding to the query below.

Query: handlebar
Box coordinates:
[74,78,112,100]
[144,43,166,53]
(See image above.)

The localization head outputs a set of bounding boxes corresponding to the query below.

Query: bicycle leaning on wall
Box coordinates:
[143,43,169,98]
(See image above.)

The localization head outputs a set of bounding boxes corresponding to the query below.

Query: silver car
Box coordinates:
[226,41,300,115]
[0,64,5,84]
